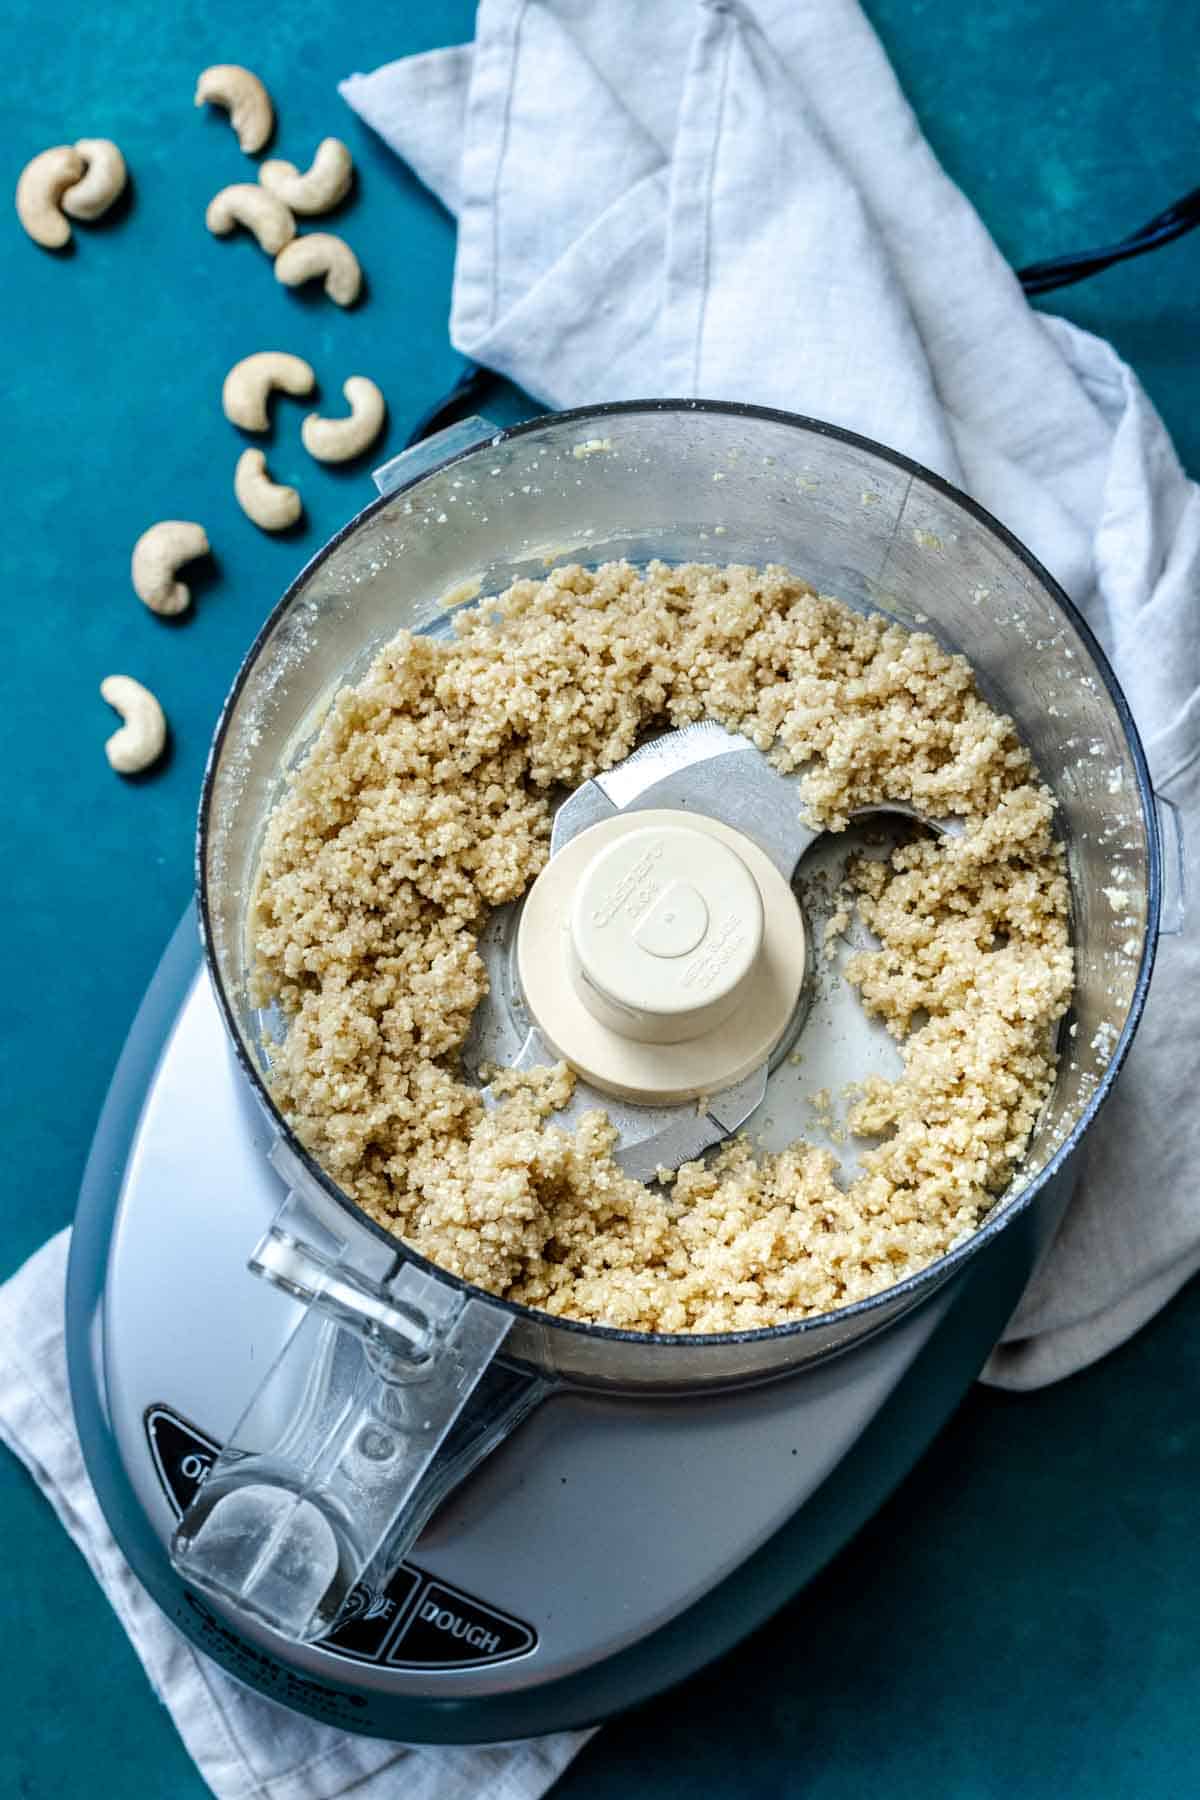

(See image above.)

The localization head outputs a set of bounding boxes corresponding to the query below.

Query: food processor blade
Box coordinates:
[486,720,959,1175]
[484,721,811,1168]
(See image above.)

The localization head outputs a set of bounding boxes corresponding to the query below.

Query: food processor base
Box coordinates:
[67,910,1044,1744]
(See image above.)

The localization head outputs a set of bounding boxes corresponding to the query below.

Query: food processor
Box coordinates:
[67,401,1174,1744]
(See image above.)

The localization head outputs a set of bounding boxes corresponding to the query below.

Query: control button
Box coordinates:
[387,1580,536,1668]
[145,1408,533,1673]
[145,1404,220,1518]
[320,1568,421,1664]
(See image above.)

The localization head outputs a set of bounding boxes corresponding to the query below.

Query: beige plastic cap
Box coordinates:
[569,824,764,1044]
[517,809,807,1105]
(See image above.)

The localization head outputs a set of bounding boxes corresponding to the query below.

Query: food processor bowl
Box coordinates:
[187,400,1163,1642]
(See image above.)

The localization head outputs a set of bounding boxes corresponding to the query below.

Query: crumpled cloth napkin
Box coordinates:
[342,0,1200,1390]
[3,4,1198,1797]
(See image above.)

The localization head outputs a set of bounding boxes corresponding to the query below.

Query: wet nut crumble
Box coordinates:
[251,561,1073,1332]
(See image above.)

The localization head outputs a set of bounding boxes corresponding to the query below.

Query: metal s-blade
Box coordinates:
[594,724,820,879]
[549,779,617,856]
[488,1031,767,1185]
[614,1063,768,1183]
[595,720,747,808]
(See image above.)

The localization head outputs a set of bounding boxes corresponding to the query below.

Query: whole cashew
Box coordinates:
[194,64,274,154]
[222,350,315,431]
[131,520,211,617]
[274,232,362,306]
[235,450,302,531]
[16,145,85,248]
[260,137,353,215]
[207,183,294,254]
[101,675,167,775]
[301,377,387,463]
[62,139,127,220]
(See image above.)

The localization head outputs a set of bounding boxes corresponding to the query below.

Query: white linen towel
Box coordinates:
[2,4,1197,1796]
[340,0,1200,1390]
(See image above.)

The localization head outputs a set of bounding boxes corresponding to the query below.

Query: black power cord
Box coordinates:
[406,187,1200,446]
[1016,183,1200,296]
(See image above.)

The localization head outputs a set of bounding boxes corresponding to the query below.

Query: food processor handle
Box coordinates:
[371,415,504,498]
[1156,793,1186,936]
[170,1179,548,1645]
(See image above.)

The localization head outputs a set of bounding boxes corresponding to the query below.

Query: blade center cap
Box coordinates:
[569,823,764,1045]
[632,879,709,958]
[516,807,807,1104]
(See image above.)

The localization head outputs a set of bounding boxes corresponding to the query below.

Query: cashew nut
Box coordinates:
[301,377,387,464]
[16,145,85,248]
[221,351,315,431]
[206,183,294,254]
[101,676,167,775]
[194,64,274,154]
[235,449,302,531]
[61,139,127,220]
[274,232,362,306]
[131,520,211,617]
[260,137,353,215]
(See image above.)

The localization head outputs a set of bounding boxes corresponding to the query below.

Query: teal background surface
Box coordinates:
[1,1,1197,1794]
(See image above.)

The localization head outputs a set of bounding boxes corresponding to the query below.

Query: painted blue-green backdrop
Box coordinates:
[2,2,1198,1794]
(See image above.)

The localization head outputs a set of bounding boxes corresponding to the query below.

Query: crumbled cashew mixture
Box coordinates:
[251,561,1072,1332]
